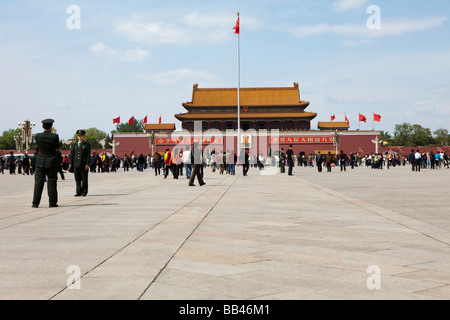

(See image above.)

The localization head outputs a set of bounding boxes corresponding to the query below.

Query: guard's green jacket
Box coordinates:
[70,141,91,168]
[279,151,286,164]
[34,131,60,168]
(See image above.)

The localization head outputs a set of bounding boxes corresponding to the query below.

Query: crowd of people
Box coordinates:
[1,148,449,177]
[15,117,446,208]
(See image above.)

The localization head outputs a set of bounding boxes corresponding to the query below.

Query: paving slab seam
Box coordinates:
[293,176,450,247]
[413,284,449,295]
[49,175,232,300]
[138,175,239,300]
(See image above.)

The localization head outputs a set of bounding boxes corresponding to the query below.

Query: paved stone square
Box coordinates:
[0,164,449,300]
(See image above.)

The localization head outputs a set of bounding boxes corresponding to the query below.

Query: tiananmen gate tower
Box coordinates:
[175,83,316,131]
[112,83,381,157]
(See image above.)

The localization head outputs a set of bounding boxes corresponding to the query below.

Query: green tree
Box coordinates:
[70,128,108,149]
[392,122,413,146]
[410,124,433,146]
[433,128,449,146]
[0,128,22,149]
[113,119,145,133]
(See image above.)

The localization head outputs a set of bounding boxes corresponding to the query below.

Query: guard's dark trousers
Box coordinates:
[74,167,89,195]
[32,167,58,206]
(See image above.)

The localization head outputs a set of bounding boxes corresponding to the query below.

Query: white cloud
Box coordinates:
[333,0,369,12]
[290,16,446,39]
[90,42,106,53]
[114,11,262,46]
[136,68,219,86]
[89,42,150,62]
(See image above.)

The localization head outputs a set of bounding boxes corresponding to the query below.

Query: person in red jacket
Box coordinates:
[163,147,174,179]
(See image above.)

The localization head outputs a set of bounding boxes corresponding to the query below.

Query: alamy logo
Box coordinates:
[367,5,381,30]
[66,265,81,290]
[366,265,381,290]
[66,5,81,30]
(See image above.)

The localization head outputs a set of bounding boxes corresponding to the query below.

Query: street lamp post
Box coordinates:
[333,130,341,155]
[18,118,36,153]
[15,133,23,153]
[149,131,155,155]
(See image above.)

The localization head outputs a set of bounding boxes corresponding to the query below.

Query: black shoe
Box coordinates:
[81,194,87,197]
[189,184,196,186]
[199,182,206,186]
[74,194,81,197]
[32,204,39,208]
[49,204,59,208]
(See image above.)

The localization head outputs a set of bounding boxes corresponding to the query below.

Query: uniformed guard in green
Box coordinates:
[279,147,286,173]
[32,119,60,208]
[69,129,91,197]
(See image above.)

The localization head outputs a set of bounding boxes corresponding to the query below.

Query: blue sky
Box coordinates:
[1,0,449,140]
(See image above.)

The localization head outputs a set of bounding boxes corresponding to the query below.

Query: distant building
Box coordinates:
[144,123,176,134]
[318,121,350,131]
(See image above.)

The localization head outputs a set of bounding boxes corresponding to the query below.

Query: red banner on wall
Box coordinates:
[270,136,335,144]
[156,137,224,145]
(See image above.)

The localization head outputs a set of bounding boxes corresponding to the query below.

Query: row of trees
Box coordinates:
[380,123,450,147]
[0,120,145,151]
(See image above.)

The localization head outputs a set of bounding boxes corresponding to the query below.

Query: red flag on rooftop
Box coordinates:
[374,113,381,122]
[345,114,349,125]
[233,16,240,34]
[143,116,148,124]
[113,116,120,124]
[331,114,336,121]
[359,113,367,123]
[129,116,134,125]
[159,115,162,124]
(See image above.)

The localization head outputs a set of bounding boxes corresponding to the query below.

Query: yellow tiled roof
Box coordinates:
[318,121,350,128]
[144,123,176,131]
[182,83,309,108]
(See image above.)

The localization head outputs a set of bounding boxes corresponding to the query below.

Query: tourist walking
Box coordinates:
[189,142,206,186]
[339,150,347,172]
[153,151,161,176]
[316,151,323,172]
[414,150,421,172]
[408,149,416,171]
[183,145,192,179]
[7,152,15,174]
[325,152,333,172]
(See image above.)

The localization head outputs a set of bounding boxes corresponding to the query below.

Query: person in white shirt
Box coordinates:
[182,145,192,179]
[414,150,421,172]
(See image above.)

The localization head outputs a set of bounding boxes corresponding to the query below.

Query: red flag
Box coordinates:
[359,113,367,123]
[113,116,120,124]
[129,116,134,125]
[233,16,240,34]
[159,115,161,124]
[345,114,349,125]
[143,116,148,124]
[374,113,381,122]
[331,114,336,121]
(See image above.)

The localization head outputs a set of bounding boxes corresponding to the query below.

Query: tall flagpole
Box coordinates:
[236,12,241,157]
[358,112,360,131]
[372,113,375,131]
